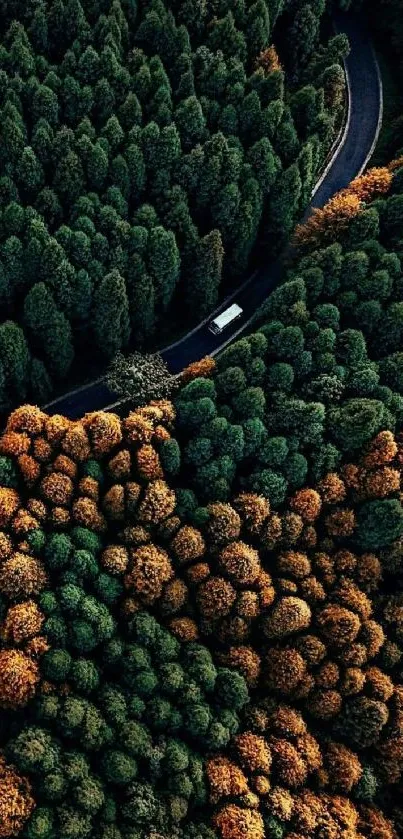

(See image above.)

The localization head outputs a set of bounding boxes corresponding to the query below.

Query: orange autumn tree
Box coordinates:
[255,45,282,73]
[180,357,216,384]
[348,167,393,201]
[294,192,362,249]
[387,156,403,172]
[0,755,35,839]
[294,165,394,249]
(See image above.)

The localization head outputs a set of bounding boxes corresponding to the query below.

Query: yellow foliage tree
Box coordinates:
[0,649,40,709]
[180,357,216,384]
[255,45,282,73]
[294,166,393,250]
[0,755,35,838]
[294,193,361,249]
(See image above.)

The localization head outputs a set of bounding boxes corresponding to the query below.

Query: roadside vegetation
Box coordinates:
[172,162,403,504]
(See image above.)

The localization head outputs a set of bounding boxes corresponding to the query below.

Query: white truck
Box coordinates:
[208,303,243,335]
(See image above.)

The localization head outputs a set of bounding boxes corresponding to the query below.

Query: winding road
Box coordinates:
[44,12,382,419]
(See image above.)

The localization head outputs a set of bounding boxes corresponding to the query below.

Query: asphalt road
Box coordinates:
[310,13,382,211]
[45,12,382,418]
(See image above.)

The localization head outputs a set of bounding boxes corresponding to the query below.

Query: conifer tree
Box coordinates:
[186,230,224,319]
[23,282,74,378]
[92,270,130,359]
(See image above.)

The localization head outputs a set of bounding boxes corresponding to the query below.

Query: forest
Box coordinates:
[0,0,348,409]
[0,397,402,839]
[1,1,403,839]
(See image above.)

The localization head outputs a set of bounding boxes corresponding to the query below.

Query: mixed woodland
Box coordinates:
[1,162,403,837]
[1,1,403,839]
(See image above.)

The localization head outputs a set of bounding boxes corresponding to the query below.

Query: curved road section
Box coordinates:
[310,13,382,211]
[45,12,382,418]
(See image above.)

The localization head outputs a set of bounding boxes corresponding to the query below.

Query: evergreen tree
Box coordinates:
[53,151,85,205]
[92,270,130,358]
[128,268,156,347]
[23,282,74,377]
[246,1,271,60]
[207,12,247,62]
[267,0,285,25]
[174,96,206,150]
[289,4,321,79]
[0,321,31,403]
[87,143,109,191]
[147,227,180,313]
[186,230,224,319]
[125,144,146,201]
[297,141,315,210]
[1,237,24,297]
[267,163,302,244]
[247,138,278,192]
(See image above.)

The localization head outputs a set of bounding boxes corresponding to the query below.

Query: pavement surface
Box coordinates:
[45,12,382,418]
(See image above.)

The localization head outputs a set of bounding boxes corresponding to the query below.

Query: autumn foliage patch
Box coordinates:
[0,400,401,839]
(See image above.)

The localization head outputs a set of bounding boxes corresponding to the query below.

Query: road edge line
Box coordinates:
[310,45,352,200]
[161,52,351,357]
[208,40,383,355]
[43,377,106,409]
[357,42,384,175]
[42,18,382,415]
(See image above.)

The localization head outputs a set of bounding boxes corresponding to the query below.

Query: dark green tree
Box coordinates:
[288,3,322,78]
[147,227,180,313]
[355,499,403,550]
[92,270,130,359]
[246,1,271,60]
[327,398,392,453]
[267,163,302,244]
[174,96,206,150]
[0,321,31,404]
[186,231,223,319]
[23,282,74,377]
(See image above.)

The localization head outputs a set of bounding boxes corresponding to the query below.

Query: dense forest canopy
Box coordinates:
[172,160,403,503]
[1,154,403,839]
[0,0,348,410]
[0,397,402,839]
[1,2,403,839]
